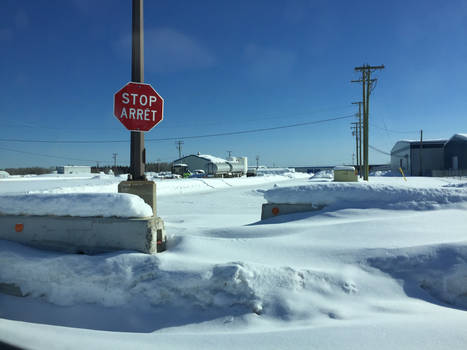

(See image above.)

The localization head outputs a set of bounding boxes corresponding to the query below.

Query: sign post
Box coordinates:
[115,0,165,230]
[131,0,145,180]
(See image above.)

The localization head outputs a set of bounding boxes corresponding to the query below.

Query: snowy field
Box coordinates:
[1,171,467,349]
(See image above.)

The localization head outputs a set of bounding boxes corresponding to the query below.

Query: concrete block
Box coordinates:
[118,180,156,215]
[333,166,358,182]
[261,203,324,220]
[0,215,166,254]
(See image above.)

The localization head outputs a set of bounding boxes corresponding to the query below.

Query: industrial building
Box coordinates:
[56,165,91,175]
[390,139,446,176]
[391,133,467,176]
[172,154,248,177]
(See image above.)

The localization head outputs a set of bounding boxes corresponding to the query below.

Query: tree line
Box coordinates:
[3,162,173,176]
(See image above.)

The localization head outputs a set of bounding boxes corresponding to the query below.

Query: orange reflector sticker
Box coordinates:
[15,224,24,232]
[272,207,280,216]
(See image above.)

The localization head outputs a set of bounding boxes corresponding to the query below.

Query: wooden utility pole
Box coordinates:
[419,129,423,176]
[112,153,118,168]
[175,140,184,159]
[353,64,384,181]
[130,0,145,180]
[351,122,359,170]
[352,101,363,176]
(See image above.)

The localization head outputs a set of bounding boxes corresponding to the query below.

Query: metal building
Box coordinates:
[444,134,467,172]
[390,139,446,176]
[172,154,248,177]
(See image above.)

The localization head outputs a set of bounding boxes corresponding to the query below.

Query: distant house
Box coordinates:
[172,154,247,177]
[56,165,91,175]
[390,139,446,176]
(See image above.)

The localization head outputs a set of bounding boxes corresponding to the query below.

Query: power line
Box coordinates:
[0,113,356,144]
[0,146,105,163]
[369,145,391,156]
[0,105,355,131]
[370,123,419,134]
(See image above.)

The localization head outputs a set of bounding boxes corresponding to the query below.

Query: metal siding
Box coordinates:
[444,139,467,170]
[411,148,444,176]
[175,155,210,173]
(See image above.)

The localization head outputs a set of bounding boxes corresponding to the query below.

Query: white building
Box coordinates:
[56,166,91,175]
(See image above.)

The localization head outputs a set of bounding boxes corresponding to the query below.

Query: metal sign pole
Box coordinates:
[130,0,145,180]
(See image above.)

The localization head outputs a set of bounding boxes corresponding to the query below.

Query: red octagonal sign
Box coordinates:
[114,82,164,132]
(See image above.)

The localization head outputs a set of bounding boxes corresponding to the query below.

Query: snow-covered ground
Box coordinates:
[1,172,467,349]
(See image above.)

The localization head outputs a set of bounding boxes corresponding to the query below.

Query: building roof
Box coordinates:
[196,154,228,164]
[398,139,447,145]
[173,154,228,164]
[448,134,467,142]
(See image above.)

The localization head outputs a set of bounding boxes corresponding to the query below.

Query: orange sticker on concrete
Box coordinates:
[15,224,24,232]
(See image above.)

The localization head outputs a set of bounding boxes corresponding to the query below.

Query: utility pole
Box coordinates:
[256,155,260,169]
[352,64,384,181]
[130,0,145,180]
[112,153,118,168]
[351,122,359,170]
[175,140,184,159]
[227,150,232,159]
[419,129,423,176]
[352,101,363,177]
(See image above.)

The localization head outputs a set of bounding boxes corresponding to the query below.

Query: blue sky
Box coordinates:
[1,0,467,168]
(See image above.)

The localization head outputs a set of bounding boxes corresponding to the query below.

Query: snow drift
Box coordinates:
[368,244,467,309]
[264,182,467,210]
[0,240,370,321]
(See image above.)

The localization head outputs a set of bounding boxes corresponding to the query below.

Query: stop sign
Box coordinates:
[114,82,164,132]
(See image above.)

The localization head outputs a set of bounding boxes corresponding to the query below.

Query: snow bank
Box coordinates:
[334,166,354,171]
[256,168,296,176]
[155,174,308,196]
[0,241,364,320]
[311,170,333,179]
[368,244,467,309]
[0,193,153,217]
[264,182,467,210]
[198,154,227,164]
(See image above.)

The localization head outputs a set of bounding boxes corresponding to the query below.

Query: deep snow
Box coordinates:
[0,172,467,350]
[0,193,153,218]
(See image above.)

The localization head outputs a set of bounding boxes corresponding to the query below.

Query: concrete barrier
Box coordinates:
[261,203,324,220]
[0,214,166,254]
[333,166,358,182]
